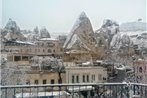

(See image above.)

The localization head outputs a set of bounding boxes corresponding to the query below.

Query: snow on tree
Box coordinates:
[1,57,27,98]
[33,26,39,34]
[1,59,27,85]
[40,27,51,38]
[31,56,65,83]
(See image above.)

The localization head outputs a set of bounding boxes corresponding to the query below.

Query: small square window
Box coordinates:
[83,75,85,83]
[87,75,89,82]
[76,75,79,83]
[72,75,74,83]
[51,79,54,84]
[43,80,46,84]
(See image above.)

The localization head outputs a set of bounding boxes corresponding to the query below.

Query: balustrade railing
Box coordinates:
[1,83,147,98]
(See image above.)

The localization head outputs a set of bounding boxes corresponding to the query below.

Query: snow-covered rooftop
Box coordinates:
[15,91,69,97]
[65,50,88,54]
[39,38,57,41]
[15,41,35,45]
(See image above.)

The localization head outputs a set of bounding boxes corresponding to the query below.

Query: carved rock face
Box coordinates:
[4,19,26,41]
[63,12,97,51]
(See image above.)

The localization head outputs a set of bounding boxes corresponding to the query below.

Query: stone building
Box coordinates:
[2,37,63,63]
[134,59,147,83]
[66,65,107,83]
[26,71,66,85]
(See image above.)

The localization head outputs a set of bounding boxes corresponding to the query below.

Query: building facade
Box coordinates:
[134,59,147,83]
[66,66,107,83]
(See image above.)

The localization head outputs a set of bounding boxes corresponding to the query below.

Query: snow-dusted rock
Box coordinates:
[95,19,119,47]
[4,19,26,41]
[110,33,121,49]
[63,12,97,51]
[121,34,133,46]
[5,18,20,32]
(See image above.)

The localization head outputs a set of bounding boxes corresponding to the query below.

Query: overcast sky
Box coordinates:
[2,0,146,32]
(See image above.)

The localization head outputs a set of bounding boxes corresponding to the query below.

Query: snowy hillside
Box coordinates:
[120,21,147,48]
[120,31,147,48]
[120,22,147,32]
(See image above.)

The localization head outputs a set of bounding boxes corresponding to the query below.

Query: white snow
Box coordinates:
[82,61,91,65]
[39,38,57,41]
[15,40,35,45]
[40,27,51,38]
[63,12,96,51]
[115,65,133,70]
[120,22,147,32]
[15,91,69,97]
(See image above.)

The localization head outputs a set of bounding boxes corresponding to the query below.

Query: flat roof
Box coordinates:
[39,38,58,41]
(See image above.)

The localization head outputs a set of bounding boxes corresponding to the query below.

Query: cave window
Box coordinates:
[14,56,21,61]
[48,49,51,53]
[139,67,143,73]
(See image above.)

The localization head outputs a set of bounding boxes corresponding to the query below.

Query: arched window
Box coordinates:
[139,67,142,73]
[48,49,51,53]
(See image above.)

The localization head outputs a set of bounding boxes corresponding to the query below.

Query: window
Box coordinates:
[72,75,74,83]
[92,75,95,81]
[76,75,79,83]
[98,74,102,80]
[14,56,21,61]
[43,80,46,84]
[22,56,28,61]
[103,77,107,80]
[87,75,89,82]
[43,49,45,52]
[139,67,142,73]
[83,75,85,82]
[48,49,51,53]
[34,80,38,84]
[53,50,55,52]
[51,79,54,84]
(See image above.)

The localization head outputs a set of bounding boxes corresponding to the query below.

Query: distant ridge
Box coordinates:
[120,22,147,32]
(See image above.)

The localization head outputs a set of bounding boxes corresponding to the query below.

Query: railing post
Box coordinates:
[5,88,7,98]
[13,88,16,98]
